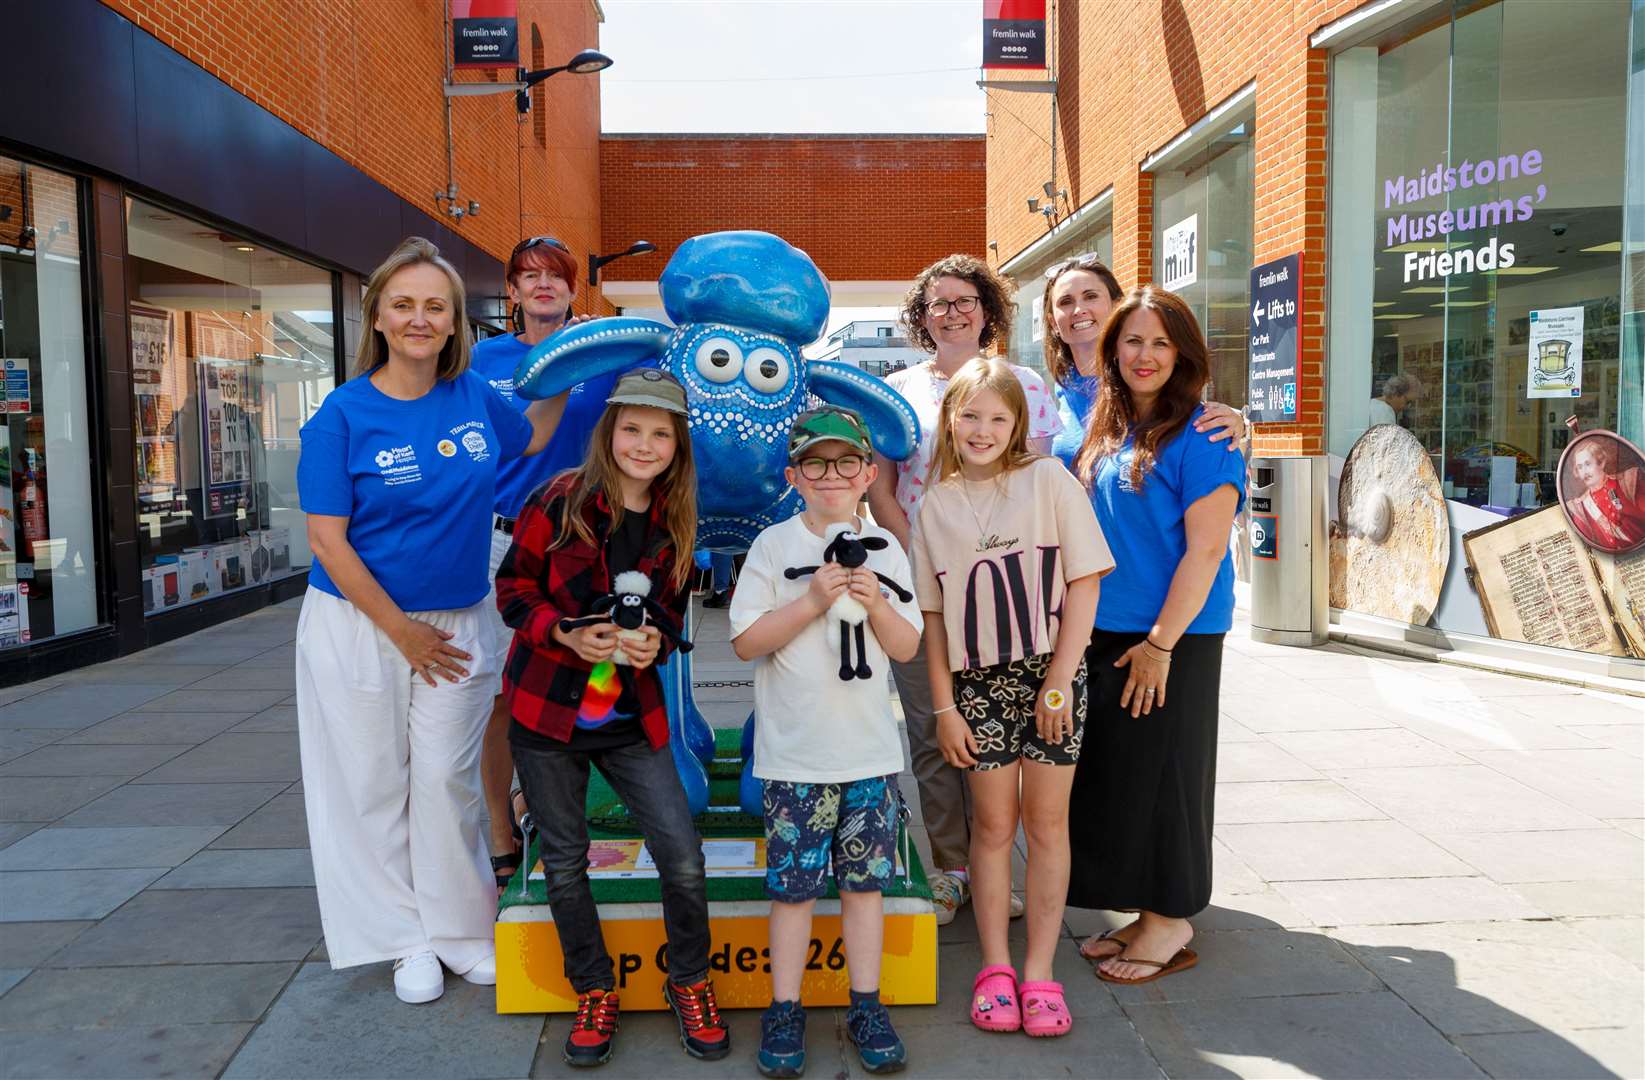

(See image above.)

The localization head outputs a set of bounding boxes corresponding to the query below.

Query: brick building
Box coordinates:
[0,0,610,679]
[983,0,1643,675]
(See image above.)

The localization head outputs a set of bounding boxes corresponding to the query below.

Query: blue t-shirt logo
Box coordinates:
[437,439,457,457]
[460,429,489,460]
[377,445,420,486]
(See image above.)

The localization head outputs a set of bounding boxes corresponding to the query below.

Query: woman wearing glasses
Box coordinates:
[866,254,1061,925]
[470,235,620,892]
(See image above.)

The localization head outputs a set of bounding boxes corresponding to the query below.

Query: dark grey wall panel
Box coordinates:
[0,1,140,179]
[131,34,309,247]
[300,141,402,274]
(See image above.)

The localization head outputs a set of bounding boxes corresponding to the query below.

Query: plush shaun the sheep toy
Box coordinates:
[558,570,692,667]
[785,523,914,681]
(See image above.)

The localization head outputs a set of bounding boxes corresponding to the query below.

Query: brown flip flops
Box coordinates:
[1096,947,1199,985]
[1078,928,1130,965]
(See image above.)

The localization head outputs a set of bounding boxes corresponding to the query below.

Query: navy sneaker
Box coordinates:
[845,998,906,1074]
[757,999,807,1077]
[663,977,731,1061]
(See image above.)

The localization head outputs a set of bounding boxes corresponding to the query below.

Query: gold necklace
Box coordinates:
[959,474,1006,540]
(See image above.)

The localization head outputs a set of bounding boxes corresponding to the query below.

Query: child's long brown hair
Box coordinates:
[551,404,698,591]
[926,356,1040,484]
[1074,286,1210,491]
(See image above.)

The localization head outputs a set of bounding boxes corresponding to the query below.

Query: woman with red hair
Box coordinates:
[471,236,620,890]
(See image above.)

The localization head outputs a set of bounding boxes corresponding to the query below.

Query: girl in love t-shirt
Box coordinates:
[911,455,1114,672]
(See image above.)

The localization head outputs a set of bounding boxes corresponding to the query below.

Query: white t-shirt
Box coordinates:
[885,361,1062,521]
[730,514,922,783]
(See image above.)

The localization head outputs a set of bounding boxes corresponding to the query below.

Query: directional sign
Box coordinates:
[1248,253,1300,423]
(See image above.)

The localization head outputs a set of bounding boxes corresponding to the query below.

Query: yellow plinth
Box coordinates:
[496,898,937,1013]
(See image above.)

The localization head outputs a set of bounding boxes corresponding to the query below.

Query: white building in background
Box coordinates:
[812,320,923,378]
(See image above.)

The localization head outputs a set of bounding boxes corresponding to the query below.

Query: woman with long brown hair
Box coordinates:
[1067,286,1247,986]
[295,237,565,1004]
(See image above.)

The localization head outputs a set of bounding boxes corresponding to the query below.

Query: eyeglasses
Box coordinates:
[511,235,569,256]
[924,295,981,318]
[795,454,867,480]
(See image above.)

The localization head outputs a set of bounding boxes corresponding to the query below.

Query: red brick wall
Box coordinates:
[97,1,604,296]
[598,136,986,285]
[985,0,1365,455]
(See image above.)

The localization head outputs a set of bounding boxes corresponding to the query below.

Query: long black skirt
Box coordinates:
[1066,629,1224,919]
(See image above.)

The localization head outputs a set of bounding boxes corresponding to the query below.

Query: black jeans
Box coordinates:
[512,737,710,993]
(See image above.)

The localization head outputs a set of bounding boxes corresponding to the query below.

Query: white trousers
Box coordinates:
[484,524,515,689]
[295,587,499,972]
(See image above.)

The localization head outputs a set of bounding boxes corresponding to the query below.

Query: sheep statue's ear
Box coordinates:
[808,362,920,461]
[513,317,673,400]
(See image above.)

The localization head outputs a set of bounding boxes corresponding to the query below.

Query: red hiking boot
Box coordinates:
[663,977,731,1060]
[562,989,620,1067]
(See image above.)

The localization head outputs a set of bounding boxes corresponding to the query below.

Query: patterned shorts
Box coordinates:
[953,653,1086,771]
[762,775,899,902]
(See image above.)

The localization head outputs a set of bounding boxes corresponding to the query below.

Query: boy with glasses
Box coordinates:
[730,406,923,1077]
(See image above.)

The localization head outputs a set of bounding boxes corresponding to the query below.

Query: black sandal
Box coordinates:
[493,788,529,890]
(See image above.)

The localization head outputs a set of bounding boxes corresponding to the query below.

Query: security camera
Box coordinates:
[1550,223,1567,237]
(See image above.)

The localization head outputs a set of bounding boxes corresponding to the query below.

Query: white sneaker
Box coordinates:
[928,871,970,927]
[393,950,444,1004]
[460,953,497,985]
[1009,892,1026,919]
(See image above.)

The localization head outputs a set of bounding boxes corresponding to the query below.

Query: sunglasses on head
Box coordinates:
[511,236,569,257]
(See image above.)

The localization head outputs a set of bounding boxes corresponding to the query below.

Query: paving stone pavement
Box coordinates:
[0,596,1640,1079]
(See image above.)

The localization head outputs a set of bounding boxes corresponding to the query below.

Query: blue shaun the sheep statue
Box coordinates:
[514,231,919,816]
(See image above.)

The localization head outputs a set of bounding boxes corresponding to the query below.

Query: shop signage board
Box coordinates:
[2,360,29,414]
[452,0,518,70]
[1526,306,1583,398]
[1161,215,1198,292]
[1247,253,1301,422]
[982,0,1047,69]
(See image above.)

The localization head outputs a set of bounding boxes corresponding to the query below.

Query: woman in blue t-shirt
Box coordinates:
[294,237,564,1006]
[1041,253,1244,471]
[1065,286,1247,988]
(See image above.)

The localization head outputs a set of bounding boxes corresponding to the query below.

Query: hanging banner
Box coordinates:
[452,0,519,70]
[982,0,1047,70]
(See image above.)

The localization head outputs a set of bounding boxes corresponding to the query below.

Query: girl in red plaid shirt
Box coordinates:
[496,369,730,1068]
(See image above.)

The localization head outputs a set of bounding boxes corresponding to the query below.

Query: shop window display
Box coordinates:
[0,156,98,649]
[1326,0,1640,658]
[126,197,337,613]
[1151,124,1253,409]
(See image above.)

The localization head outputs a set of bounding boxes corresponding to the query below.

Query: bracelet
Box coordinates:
[1145,635,1173,654]
[1141,643,1174,664]
[933,704,958,716]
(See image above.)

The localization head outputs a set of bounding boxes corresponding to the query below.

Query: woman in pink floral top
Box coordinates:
[867,253,1060,925]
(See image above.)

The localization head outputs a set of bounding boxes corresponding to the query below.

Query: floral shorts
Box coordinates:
[762,775,899,902]
[954,653,1086,771]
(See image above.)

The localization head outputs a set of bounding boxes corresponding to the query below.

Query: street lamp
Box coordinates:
[516,49,613,113]
[588,241,656,287]
[586,241,657,315]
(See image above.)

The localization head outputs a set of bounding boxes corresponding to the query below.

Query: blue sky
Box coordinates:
[599,1,986,134]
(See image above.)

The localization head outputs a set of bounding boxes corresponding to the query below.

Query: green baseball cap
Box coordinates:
[787,405,873,459]
[606,368,688,415]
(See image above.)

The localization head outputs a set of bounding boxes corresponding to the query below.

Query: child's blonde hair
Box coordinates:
[926,356,1041,484]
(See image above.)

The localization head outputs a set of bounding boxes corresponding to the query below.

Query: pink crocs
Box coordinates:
[1019,980,1072,1037]
[970,965,1020,1032]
